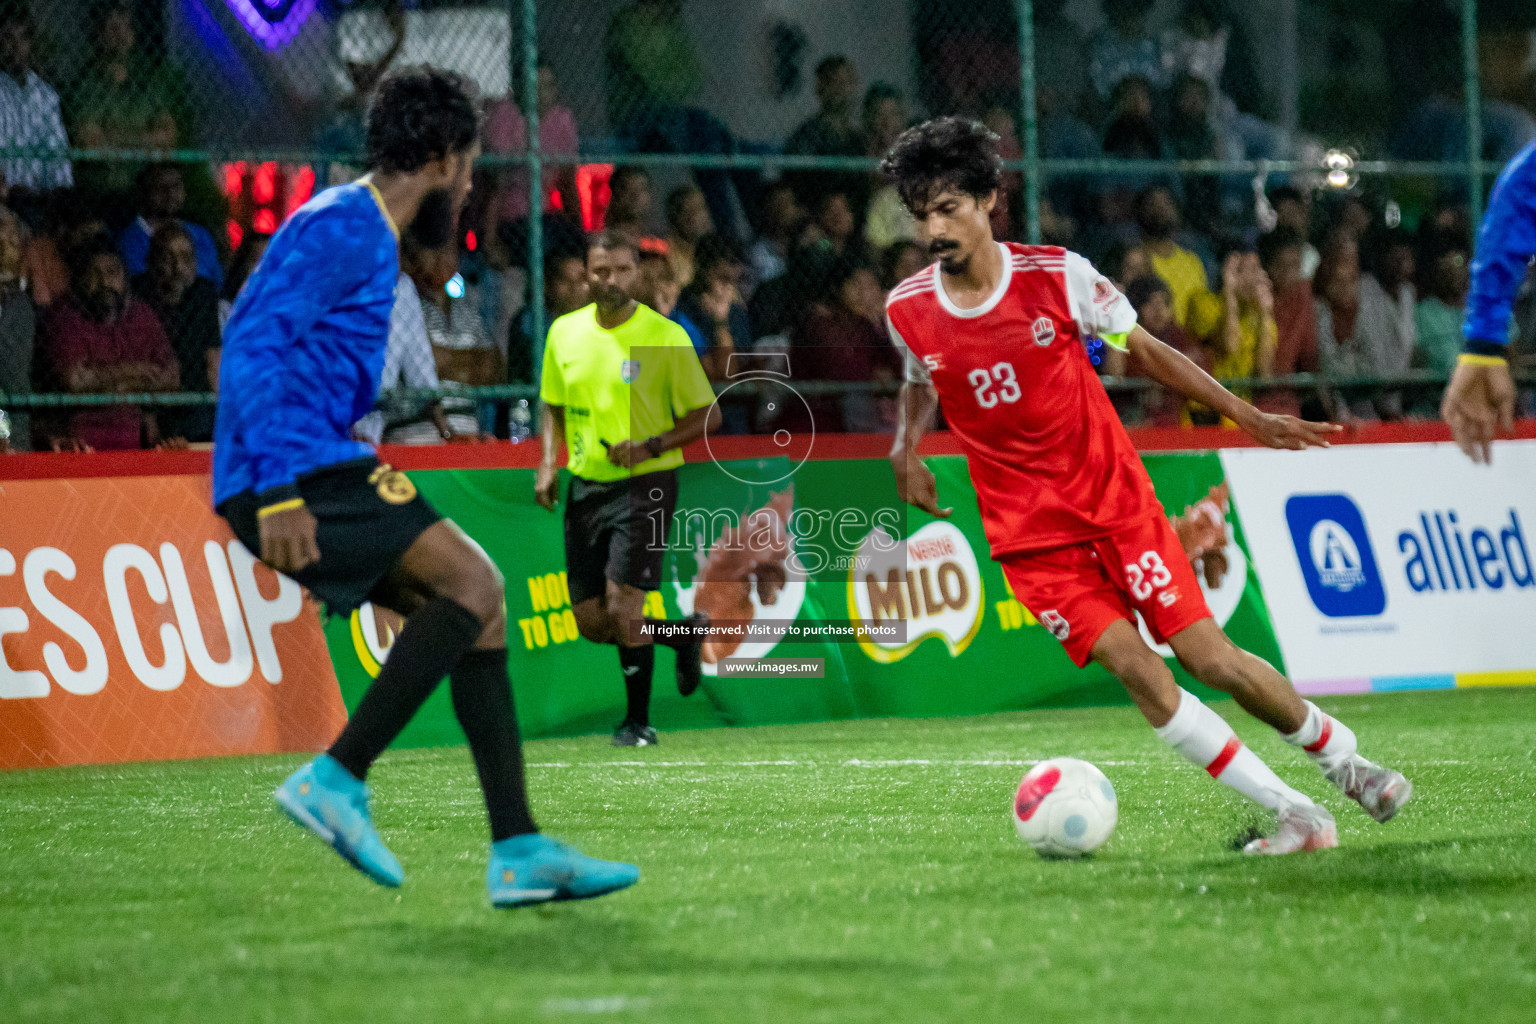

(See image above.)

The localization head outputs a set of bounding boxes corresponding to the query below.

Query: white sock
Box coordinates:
[1282,700,1358,772]
[1154,689,1314,812]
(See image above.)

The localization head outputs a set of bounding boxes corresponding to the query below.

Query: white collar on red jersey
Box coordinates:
[933,242,1014,319]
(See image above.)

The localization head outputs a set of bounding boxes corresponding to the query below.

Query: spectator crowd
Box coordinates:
[2,0,1534,454]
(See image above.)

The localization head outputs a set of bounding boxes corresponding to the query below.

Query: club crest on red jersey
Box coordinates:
[1031,316,1056,347]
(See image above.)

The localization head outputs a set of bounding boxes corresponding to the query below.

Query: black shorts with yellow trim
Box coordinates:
[218,457,442,616]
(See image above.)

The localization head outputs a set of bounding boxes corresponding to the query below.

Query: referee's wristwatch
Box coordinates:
[643,435,664,458]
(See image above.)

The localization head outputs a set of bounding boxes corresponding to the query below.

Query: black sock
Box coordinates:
[618,644,655,726]
[328,596,482,779]
[645,615,700,651]
[450,648,538,842]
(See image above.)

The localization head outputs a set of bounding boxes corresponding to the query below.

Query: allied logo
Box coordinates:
[1093,279,1116,306]
[620,359,641,383]
[1285,494,1387,617]
[1032,316,1056,347]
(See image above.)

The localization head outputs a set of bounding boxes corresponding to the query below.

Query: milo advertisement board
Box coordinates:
[323,442,1282,748]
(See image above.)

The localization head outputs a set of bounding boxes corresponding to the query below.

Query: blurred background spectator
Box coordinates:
[119,164,223,292]
[132,223,218,442]
[508,248,589,386]
[38,231,176,450]
[784,55,866,218]
[0,8,70,194]
[409,238,500,437]
[665,184,713,287]
[0,204,33,450]
[676,234,751,383]
[484,62,580,231]
[605,0,749,240]
[69,3,191,199]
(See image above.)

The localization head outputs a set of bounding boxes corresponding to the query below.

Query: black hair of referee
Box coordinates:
[260,67,538,844]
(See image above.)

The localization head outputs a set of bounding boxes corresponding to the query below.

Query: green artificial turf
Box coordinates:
[3,688,1533,1024]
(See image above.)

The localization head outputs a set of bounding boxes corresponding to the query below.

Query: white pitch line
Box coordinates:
[523,757,1473,769]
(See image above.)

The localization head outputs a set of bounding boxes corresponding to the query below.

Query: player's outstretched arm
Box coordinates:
[1125,325,1342,451]
[1442,357,1516,464]
[535,403,565,510]
[889,382,951,519]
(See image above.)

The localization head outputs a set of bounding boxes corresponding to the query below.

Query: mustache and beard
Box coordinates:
[928,236,966,272]
[84,285,126,323]
[406,187,458,249]
[592,276,631,311]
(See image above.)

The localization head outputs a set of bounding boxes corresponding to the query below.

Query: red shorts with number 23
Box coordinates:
[998,513,1212,668]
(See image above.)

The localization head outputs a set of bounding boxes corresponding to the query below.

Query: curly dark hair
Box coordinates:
[365,65,480,175]
[879,116,1002,215]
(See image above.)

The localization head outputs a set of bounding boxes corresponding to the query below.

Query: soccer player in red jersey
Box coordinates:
[881,118,1412,854]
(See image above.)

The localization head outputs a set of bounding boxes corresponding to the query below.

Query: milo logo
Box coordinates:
[848,521,984,663]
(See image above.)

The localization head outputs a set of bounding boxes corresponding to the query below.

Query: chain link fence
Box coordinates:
[2,0,1535,449]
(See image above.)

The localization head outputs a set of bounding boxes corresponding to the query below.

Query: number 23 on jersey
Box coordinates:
[968,362,1021,409]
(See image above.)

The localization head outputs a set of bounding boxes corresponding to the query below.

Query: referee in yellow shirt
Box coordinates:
[536,229,720,747]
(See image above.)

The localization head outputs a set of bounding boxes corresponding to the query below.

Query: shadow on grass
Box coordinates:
[366,913,915,979]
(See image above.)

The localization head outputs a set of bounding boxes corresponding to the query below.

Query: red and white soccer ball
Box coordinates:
[1012,757,1118,858]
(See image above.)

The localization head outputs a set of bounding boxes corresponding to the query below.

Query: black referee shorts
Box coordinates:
[219,458,442,616]
[563,469,678,607]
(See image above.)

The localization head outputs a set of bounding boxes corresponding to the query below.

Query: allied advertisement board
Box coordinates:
[1222,441,1536,693]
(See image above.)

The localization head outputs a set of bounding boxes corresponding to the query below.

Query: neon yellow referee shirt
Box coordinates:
[539,302,716,482]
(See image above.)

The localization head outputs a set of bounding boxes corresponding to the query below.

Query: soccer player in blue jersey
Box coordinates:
[215,67,639,908]
[1442,139,1533,462]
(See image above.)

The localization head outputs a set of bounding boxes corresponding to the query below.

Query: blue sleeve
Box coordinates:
[672,309,709,354]
[227,208,385,499]
[191,225,225,291]
[118,226,149,277]
[1465,141,1536,349]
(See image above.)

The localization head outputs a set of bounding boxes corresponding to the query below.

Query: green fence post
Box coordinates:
[520,0,544,348]
[1018,0,1041,244]
[1461,0,1483,230]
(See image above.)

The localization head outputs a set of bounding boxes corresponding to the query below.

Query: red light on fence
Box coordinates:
[228,221,244,249]
[254,162,276,206]
[223,162,245,197]
[576,163,613,231]
[466,230,477,251]
[290,166,314,213]
[254,209,277,233]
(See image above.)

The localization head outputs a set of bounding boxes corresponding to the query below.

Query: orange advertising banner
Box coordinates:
[0,475,346,768]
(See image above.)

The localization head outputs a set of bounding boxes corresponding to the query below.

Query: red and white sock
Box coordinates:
[1154,688,1314,811]
[1282,700,1358,772]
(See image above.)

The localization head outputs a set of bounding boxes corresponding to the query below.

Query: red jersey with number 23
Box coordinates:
[886,242,1162,558]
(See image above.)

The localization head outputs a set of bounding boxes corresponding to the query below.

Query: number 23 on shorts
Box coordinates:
[1123,550,1173,601]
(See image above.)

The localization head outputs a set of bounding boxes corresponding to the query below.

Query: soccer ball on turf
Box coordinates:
[1012,757,1118,858]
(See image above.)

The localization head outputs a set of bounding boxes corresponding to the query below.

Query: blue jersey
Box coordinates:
[213,182,399,506]
[1465,139,1536,350]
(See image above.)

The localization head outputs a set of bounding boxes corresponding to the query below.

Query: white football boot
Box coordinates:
[1243,801,1339,855]
[1324,755,1413,823]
